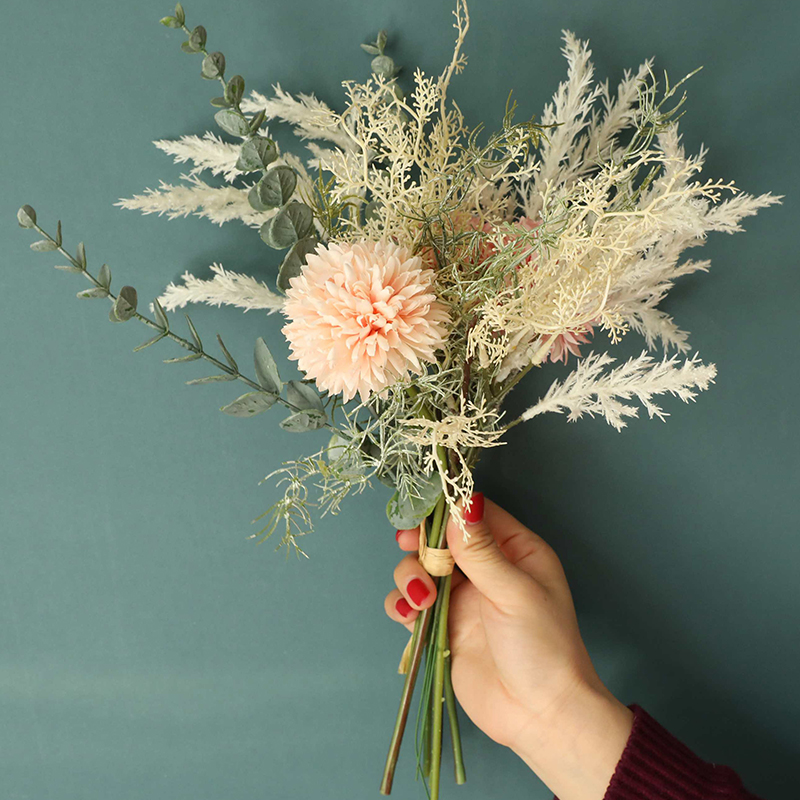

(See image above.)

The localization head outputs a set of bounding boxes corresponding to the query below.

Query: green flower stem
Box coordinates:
[30,222,342,433]
[428,572,453,800]
[380,604,434,795]
[444,636,466,785]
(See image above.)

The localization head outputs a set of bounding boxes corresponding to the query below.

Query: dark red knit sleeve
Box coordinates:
[601,704,764,799]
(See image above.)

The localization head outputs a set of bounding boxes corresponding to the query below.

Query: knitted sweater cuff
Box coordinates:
[602,704,760,799]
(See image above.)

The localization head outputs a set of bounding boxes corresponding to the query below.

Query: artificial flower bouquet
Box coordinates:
[17,1,778,796]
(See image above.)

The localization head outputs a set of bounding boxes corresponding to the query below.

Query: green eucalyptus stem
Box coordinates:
[28,220,342,433]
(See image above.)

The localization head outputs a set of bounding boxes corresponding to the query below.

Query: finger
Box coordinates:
[446,493,533,605]
[482,499,567,589]
[384,589,418,631]
[395,528,420,552]
[393,552,437,610]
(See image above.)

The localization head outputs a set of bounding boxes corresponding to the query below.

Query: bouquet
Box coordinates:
[17,2,779,796]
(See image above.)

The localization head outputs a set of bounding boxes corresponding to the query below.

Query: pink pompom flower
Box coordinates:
[282,241,450,402]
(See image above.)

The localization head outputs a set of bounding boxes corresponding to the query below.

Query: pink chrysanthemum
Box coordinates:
[282,241,449,402]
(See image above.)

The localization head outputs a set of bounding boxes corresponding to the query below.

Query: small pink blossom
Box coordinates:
[282,241,449,402]
[547,325,595,364]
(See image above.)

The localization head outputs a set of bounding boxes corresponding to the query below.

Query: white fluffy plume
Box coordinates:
[156,263,284,313]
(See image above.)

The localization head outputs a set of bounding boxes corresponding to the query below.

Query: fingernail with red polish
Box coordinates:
[407,578,430,606]
[395,530,403,542]
[395,597,413,618]
[465,492,485,524]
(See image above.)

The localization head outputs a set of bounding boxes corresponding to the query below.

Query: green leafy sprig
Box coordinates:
[17,205,332,434]
[161,3,319,291]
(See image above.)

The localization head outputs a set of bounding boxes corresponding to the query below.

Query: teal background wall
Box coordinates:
[3,1,798,798]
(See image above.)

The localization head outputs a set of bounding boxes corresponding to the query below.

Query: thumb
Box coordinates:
[446,493,530,605]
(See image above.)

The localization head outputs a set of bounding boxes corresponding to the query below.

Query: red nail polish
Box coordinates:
[465,492,485,524]
[395,597,413,618]
[407,578,430,606]
[395,530,403,541]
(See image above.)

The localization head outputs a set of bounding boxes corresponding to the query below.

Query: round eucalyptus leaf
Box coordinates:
[371,55,396,78]
[188,25,207,50]
[174,2,185,25]
[215,109,251,138]
[201,51,226,80]
[277,236,318,292]
[260,202,314,250]
[210,96,230,108]
[250,166,297,210]
[111,285,138,322]
[386,474,443,529]
[17,205,37,228]
[160,15,180,28]
[237,136,278,172]
[225,75,245,106]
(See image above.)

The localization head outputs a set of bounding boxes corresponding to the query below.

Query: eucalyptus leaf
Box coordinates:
[153,298,169,331]
[221,391,278,417]
[188,25,207,50]
[280,409,327,433]
[210,96,231,108]
[55,220,62,247]
[160,15,180,28]
[184,314,202,349]
[76,241,87,268]
[361,43,380,55]
[260,202,314,250]
[236,136,278,172]
[277,236,318,292]
[133,332,166,352]
[174,2,185,25]
[55,264,84,273]
[216,334,238,372]
[225,75,245,105]
[249,108,267,133]
[214,109,250,137]
[253,337,282,394]
[186,373,237,385]
[327,434,364,479]
[77,287,108,299]
[201,51,225,80]
[30,240,58,252]
[17,205,37,228]
[249,166,296,210]
[110,285,138,322]
[164,352,202,364]
[371,55,396,78]
[181,41,198,54]
[376,29,388,51]
[286,379,324,412]
[97,263,111,290]
[386,474,443,529]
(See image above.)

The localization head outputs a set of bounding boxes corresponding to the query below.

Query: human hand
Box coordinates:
[385,494,634,800]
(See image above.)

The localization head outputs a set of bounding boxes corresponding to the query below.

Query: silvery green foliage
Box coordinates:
[386,472,442,530]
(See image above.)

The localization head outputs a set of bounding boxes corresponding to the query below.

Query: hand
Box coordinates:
[385,494,634,800]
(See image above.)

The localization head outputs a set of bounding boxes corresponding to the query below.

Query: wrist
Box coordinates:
[512,681,633,800]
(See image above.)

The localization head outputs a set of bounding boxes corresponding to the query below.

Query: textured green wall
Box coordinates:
[3,1,798,798]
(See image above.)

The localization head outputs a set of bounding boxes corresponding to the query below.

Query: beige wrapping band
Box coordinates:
[417,517,455,577]
[398,519,455,674]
